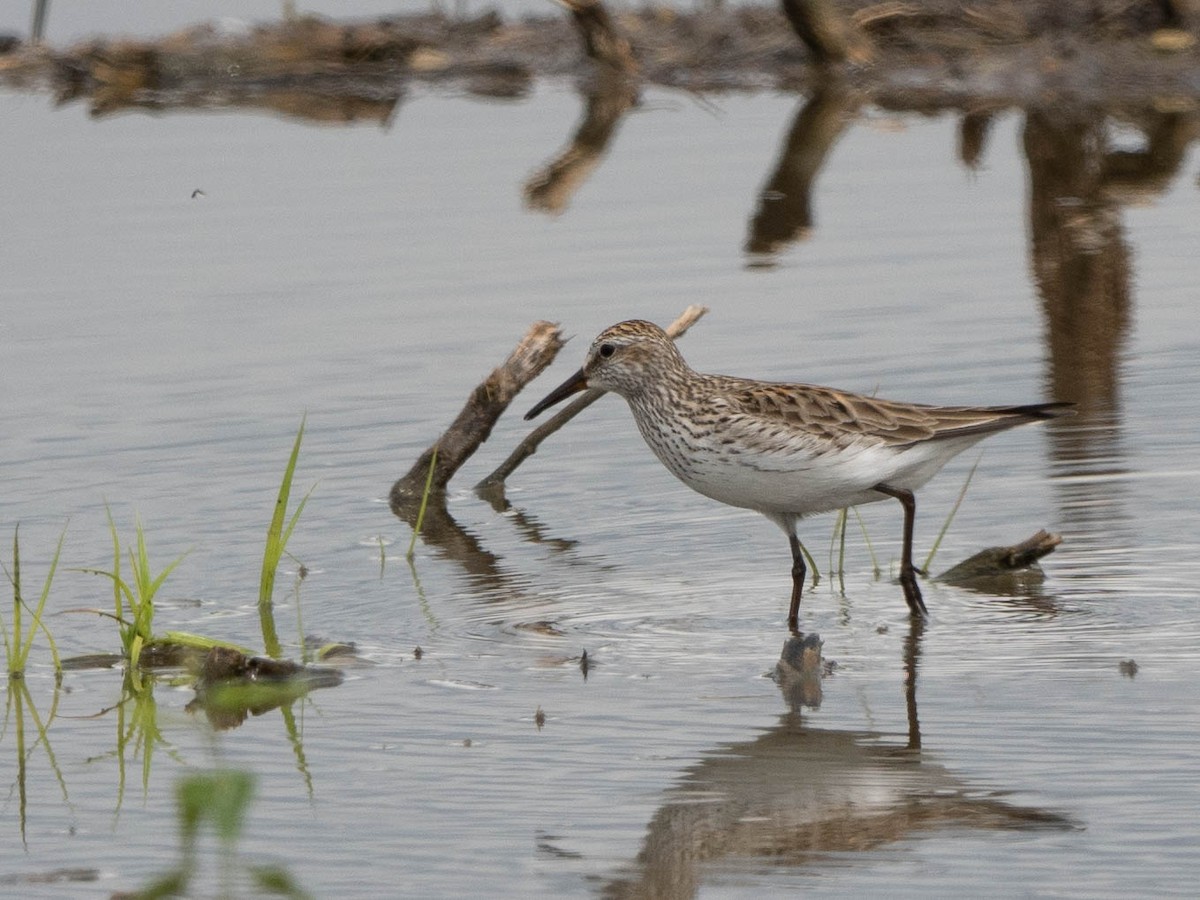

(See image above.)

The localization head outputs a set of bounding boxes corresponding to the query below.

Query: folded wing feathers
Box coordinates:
[726,382,1071,449]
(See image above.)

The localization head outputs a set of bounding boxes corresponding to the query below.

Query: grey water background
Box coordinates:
[3,31,1200,900]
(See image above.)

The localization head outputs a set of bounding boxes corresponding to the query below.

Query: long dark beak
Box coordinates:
[525,368,588,420]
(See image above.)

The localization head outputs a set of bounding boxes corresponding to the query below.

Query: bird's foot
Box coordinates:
[899,568,928,617]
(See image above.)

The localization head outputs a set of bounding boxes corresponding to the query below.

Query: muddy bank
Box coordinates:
[1,2,1199,118]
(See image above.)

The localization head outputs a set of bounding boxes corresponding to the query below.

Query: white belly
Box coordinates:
[634,414,985,520]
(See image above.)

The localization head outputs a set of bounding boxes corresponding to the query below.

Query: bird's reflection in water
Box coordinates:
[602,621,1075,899]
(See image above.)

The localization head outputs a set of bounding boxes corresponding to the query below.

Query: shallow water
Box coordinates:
[3,62,1200,899]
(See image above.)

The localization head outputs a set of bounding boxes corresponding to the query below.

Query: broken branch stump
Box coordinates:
[390,321,565,515]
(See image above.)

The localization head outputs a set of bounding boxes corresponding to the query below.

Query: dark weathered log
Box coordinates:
[780,0,873,66]
[390,321,565,512]
[474,305,708,498]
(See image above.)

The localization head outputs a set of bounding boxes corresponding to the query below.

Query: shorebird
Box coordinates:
[525,320,1071,628]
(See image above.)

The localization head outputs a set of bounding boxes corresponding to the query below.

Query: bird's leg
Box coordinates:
[873,483,928,617]
[787,532,806,632]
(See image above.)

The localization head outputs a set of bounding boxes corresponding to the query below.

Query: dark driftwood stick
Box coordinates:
[475,305,708,495]
[780,0,873,66]
[390,321,565,512]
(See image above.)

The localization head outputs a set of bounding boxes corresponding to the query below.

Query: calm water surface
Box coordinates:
[2,64,1199,898]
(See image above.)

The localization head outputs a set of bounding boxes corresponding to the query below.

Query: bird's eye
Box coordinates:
[598,343,616,359]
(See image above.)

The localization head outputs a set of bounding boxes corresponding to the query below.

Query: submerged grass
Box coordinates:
[2,524,65,678]
[817,459,980,592]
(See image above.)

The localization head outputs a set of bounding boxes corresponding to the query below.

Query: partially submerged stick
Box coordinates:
[475,304,708,495]
[935,530,1062,585]
[390,321,565,513]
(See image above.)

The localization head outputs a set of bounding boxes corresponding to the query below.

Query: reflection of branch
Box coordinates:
[1023,107,1194,418]
[475,305,708,496]
[745,82,859,260]
[780,0,874,66]
[390,321,564,513]
[958,109,995,169]
[524,82,637,214]
[557,0,639,75]
[533,0,640,217]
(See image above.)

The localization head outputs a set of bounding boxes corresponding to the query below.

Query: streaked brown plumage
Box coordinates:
[526,320,1072,627]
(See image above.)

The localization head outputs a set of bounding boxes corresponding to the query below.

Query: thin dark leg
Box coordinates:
[787,532,806,632]
[872,483,928,617]
[903,614,926,750]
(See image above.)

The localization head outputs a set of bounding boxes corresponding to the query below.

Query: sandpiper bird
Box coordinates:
[525,320,1071,628]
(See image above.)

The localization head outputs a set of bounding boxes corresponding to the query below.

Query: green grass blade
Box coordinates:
[8,524,22,674]
[18,524,66,673]
[260,416,307,609]
[406,445,438,560]
[0,603,11,669]
[922,453,982,574]
[104,505,122,620]
[796,539,819,588]
[145,548,187,601]
[852,507,881,578]
[279,488,313,553]
[159,632,255,655]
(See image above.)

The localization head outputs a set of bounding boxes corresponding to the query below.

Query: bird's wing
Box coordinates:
[711,377,1062,451]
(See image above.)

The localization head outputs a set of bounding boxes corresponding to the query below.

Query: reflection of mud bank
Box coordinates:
[2,2,1200,119]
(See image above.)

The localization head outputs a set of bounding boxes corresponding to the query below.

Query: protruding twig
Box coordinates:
[475,305,708,496]
[391,321,565,512]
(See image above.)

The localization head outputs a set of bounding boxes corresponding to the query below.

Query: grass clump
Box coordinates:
[80,509,187,684]
[2,524,65,678]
